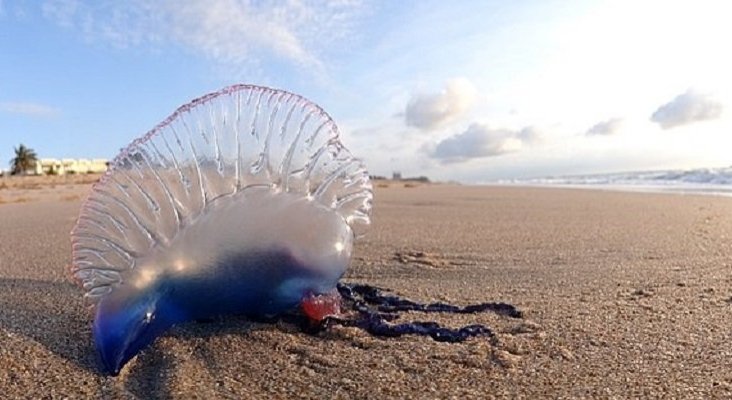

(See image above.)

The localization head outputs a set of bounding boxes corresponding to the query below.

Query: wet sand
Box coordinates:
[1,182,732,399]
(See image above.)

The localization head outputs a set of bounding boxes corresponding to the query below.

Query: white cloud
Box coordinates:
[650,90,723,129]
[41,0,79,28]
[40,0,365,71]
[0,102,60,117]
[586,118,623,136]
[516,126,544,144]
[405,78,477,130]
[430,123,526,163]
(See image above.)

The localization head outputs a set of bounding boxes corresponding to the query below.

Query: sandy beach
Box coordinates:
[1,180,732,399]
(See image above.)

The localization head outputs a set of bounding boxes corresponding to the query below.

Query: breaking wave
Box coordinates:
[501,167,732,196]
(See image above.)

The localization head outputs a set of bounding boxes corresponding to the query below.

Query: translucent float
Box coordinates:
[70,85,372,375]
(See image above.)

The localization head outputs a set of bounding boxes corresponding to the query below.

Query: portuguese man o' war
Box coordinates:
[70,84,373,375]
[70,84,523,376]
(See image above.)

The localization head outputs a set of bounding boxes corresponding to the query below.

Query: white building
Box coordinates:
[34,158,108,175]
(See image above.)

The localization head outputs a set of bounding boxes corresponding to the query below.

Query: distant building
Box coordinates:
[33,158,108,175]
[392,171,402,180]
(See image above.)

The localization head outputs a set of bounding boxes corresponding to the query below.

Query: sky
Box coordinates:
[1,0,731,182]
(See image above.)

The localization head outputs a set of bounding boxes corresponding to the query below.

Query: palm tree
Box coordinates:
[10,144,38,175]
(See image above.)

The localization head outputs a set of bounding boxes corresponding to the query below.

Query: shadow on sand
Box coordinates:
[0,278,264,398]
[0,278,98,373]
[121,315,261,399]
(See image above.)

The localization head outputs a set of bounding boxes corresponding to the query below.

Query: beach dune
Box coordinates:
[1,183,731,398]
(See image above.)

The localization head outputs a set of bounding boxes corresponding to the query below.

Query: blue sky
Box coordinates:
[1,0,730,182]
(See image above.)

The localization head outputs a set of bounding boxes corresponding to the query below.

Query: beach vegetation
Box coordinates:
[10,144,38,175]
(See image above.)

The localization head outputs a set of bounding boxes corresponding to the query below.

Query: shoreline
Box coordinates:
[485,181,732,199]
[5,174,732,207]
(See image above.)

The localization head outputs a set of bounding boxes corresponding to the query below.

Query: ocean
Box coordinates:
[500,167,732,197]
